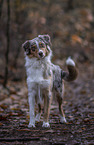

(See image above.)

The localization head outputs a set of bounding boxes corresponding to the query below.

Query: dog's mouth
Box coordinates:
[38,51,45,58]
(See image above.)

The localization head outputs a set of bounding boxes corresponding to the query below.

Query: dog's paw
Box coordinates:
[35,113,41,122]
[28,123,35,128]
[60,116,67,123]
[42,122,50,127]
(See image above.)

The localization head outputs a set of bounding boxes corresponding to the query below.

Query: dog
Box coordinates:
[22,34,78,127]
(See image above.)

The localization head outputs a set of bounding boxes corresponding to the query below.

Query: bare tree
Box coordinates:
[67,0,74,11]
[0,0,3,17]
[3,0,10,87]
[0,0,3,19]
[13,0,21,67]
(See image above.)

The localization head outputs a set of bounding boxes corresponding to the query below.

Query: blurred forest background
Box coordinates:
[0,0,94,84]
[0,0,94,144]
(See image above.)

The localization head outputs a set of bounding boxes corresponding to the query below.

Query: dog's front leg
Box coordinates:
[28,91,36,127]
[42,91,52,127]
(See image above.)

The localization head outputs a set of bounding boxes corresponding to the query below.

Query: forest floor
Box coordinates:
[0,56,94,145]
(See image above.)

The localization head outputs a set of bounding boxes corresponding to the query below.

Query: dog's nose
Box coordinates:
[38,51,43,57]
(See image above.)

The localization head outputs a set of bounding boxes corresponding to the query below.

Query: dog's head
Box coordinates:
[22,34,51,59]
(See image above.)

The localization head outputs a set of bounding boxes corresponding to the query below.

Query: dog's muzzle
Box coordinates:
[38,50,44,58]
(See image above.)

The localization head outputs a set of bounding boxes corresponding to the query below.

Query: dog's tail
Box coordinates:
[61,57,78,82]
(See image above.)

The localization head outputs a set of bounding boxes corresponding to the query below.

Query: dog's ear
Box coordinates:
[22,40,30,51]
[22,41,31,55]
[38,34,51,46]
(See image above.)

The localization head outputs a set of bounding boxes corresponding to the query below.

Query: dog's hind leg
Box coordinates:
[57,94,67,123]
[35,104,42,122]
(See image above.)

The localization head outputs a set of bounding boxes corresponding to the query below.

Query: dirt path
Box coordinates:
[0,62,94,145]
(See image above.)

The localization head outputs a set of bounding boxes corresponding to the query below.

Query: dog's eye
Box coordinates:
[31,45,36,51]
[39,43,45,48]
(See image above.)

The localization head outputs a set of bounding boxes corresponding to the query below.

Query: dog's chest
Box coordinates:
[27,65,44,82]
[25,57,50,83]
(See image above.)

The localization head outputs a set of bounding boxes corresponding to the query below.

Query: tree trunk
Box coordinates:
[0,0,3,19]
[67,0,74,11]
[3,0,10,87]
[13,0,21,67]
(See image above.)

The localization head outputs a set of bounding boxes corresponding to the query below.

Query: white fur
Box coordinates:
[28,92,35,127]
[42,122,50,127]
[35,113,41,122]
[66,57,75,66]
[25,56,51,86]
[25,53,53,127]
[25,48,73,127]
[59,115,67,123]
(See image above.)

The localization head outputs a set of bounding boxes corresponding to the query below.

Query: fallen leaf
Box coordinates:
[9,87,17,94]
[10,94,19,101]
[40,137,48,141]
[0,98,12,105]
[45,129,54,133]
[0,104,8,109]
[82,127,86,130]
[0,115,8,121]
[0,123,3,126]
[71,34,82,44]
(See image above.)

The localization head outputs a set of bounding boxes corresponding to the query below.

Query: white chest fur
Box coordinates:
[25,56,51,85]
